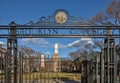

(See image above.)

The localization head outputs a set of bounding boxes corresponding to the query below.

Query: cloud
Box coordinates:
[56,38,92,49]
[0,41,4,44]
[68,38,105,60]
[68,40,82,47]
[67,38,92,48]
[40,38,91,49]
[67,38,100,60]
[81,38,91,41]
[57,43,67,48]
[22,38,49,47]
[21,38,92,49]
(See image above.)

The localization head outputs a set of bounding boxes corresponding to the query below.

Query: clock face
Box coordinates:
[55,11,67,24]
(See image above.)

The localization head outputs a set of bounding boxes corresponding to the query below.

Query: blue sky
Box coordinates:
[0,0,111,24]
[0,0,112,58]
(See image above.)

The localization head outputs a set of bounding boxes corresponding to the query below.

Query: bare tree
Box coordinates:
[106,0,120,24]
[88,11,107,25]
[88,0,120,25]
[21,46,35,56]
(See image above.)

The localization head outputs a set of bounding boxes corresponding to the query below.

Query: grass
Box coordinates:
[59,72,81,80]
[0,72,81,80]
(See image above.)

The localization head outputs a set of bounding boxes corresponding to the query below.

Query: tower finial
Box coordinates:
[54,43,58,54]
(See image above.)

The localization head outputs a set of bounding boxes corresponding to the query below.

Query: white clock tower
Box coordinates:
[53,43,60,72]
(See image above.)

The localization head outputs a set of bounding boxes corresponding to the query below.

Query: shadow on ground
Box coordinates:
[61,77,81,83]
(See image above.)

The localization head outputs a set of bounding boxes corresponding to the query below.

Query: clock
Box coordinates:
[55,10,68,24]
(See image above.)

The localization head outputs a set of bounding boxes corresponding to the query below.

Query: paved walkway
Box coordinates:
[60,79,81,83]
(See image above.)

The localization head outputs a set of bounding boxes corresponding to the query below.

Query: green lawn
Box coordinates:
[0,72,81,80]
